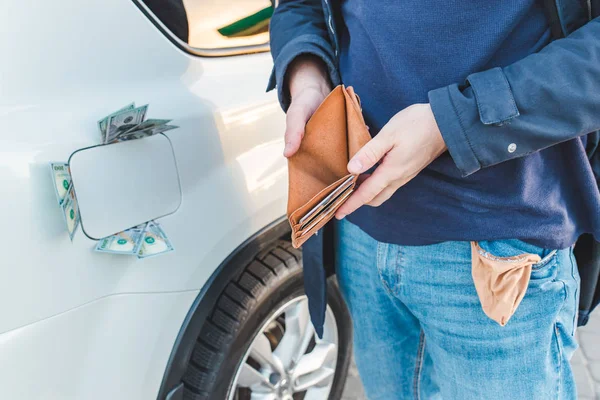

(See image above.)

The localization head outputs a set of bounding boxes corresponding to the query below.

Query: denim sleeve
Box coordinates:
[267,0,340,111]
[428,17,600,177]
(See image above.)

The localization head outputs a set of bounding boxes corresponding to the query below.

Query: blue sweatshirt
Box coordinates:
[339,0,597,249]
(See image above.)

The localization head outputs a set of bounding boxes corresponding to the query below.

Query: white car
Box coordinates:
[0,1,352,399]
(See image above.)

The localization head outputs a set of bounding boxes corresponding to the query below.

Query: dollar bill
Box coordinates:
[61,185,80,241]
[95,224,146,255]
[105,104,148,144]
[137,221,174,259]
[123,119,171,134]
[97,103,135,142]
[49,162,71,205]
[116,124,178,142]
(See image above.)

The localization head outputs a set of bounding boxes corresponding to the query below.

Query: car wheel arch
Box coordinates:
[157,216,293,399]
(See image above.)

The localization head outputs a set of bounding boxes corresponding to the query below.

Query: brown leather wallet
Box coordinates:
[287,85,371,248]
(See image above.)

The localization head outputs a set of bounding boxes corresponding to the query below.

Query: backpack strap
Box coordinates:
[593,0,600,19]
[542,0,565,40]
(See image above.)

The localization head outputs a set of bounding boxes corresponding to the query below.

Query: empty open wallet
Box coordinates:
[287,85,371,248]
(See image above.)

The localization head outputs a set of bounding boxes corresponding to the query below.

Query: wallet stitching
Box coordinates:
[342,86,371,160]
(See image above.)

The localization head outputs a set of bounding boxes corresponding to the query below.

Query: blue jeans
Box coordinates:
[335,219,580,400]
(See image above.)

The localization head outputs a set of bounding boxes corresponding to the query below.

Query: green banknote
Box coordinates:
[122,118,171,134]
[95,224,146,255]
[116,124,178,142]
[105,104,148,144]
[97,103,135,142]
[137,221,174,259]
[115,118,172,141]
[49,162,71,205]
[61,185,80,241]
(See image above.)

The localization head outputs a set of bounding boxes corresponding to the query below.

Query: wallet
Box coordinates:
[287,85,371,248]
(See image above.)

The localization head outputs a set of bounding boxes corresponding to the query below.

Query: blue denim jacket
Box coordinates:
[268,0,600,337]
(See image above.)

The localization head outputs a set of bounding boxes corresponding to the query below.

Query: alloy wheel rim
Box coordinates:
[228,295,339,400]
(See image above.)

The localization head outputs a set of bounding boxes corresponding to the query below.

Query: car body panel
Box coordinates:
[0,291,198,399]
[69,134,183,240]
[0,0,287,397]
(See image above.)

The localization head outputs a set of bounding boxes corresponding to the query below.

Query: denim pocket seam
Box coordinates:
[553,250,577,337]
[531,250,558,271]
[569,249,579,335]
[394,246,403,294]
[476,247,534,263]
[376,242,394,296]
[553,323,563,400]
[413,330,426,400]
[476,243,557,272]
[376,242,385,278]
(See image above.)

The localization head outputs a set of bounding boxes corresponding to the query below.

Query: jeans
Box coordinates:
[334,219,580,400]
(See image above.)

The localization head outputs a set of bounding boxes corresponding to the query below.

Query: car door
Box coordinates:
[0,0,287,398]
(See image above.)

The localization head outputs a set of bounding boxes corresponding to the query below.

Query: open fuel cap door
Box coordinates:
[68,133,182,240]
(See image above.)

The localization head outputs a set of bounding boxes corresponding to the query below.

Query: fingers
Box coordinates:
[347,132,394,174]
[367,179,403,207]
[335,167,391,218]
[356,173,370,186]
[284,102,312,157]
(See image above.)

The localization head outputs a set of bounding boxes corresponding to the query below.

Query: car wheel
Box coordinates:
[182,240,352,400]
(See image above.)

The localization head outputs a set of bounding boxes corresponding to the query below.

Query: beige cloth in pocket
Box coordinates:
[471,241,541,326]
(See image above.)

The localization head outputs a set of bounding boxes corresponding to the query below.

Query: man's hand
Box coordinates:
[284,55,332,157]
[335,104,447,219]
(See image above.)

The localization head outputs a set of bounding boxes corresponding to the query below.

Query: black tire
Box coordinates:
[181,240,352,400]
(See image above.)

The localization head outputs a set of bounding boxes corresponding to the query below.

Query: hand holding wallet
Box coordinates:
[287,85,371,248]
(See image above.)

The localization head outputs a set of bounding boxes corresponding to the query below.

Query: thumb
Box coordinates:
[347,132,394,174]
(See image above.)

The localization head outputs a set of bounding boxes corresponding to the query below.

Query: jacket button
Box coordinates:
[508,143,517,153]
